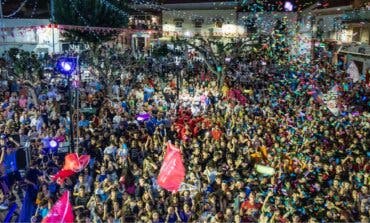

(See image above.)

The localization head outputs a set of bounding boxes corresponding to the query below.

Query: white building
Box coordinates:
[306,0,370,75]
[237,11,297,36]
[161,1,242,39]
[0,19,61,54]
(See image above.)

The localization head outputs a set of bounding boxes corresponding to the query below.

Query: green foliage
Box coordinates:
[7,49,42,81]
[54,0,129,43]
[152,44,169,58]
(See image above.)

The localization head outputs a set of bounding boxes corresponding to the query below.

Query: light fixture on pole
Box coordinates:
[56,57,78,153]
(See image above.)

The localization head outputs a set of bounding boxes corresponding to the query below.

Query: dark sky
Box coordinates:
[2,0,350,18]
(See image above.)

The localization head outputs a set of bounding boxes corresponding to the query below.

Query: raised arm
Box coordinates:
[0,148,4,164]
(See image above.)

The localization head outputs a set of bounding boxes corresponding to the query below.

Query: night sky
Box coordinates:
[2,0,348,18]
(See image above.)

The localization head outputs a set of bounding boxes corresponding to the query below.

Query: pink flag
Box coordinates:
[42,191,74,223]
[157,142,185,192]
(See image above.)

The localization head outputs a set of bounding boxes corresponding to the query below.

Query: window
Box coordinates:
[174,19,184,28]
[175,21,183,28]
[214,18,224,28]
[352,27,361,42]
[194,21,202,28]
[193,18,204,28]
[215,21,223,28]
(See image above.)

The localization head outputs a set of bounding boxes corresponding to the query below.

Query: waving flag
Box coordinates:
[42,191,74,223]
[157,142,185,192]
[347,61,360,83]
[52,153,90,184]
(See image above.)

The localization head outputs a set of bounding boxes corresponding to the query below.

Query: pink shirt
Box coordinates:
[19,98,27,108]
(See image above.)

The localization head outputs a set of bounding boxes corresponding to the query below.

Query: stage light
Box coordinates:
[55,57,77,76]
[136,113,151,122]
[284,1,293,11]
[49,139,59,149]
[61,62,72,72]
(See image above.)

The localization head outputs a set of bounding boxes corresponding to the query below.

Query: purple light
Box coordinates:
[284,1,293,11]
[136,113,151,122]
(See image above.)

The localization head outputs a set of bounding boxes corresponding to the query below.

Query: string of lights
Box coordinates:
[0,24,161,34]
[97,0,129,18]
[3,0,29,18]
[125,2,152,16]
[129,0,238,22]
[30,0,39,18]
[67,0,102,42]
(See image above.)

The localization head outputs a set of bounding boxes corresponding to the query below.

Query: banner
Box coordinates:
[52,153,90,184]
[347,61,360,83]
[42,191,74,223]
[157,142,185,192]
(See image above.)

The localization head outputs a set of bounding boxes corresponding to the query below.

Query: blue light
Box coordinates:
[55,57,77,76]
[49,139,58,149]
[49,139,59,154]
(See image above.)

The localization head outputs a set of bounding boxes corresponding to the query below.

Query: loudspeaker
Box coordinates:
[16,149,27,170]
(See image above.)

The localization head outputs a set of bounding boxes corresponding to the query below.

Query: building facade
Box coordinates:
[0,19,61,55]
[297,0,370,75]
[161,1,241,39]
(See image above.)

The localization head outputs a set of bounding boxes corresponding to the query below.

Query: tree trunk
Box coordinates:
[219,69,226,90]
[22,80,38,106]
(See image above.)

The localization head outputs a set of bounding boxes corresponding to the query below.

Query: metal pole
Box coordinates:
[52,26,55,53]
[75,56,79,153]
[176,67,180,99]
[0,0,4,51]
[68,75,75,153]
[0,0,3,20]
[50,0,55,53]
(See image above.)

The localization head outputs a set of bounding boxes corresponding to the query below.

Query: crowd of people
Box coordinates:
[0,45,369,223]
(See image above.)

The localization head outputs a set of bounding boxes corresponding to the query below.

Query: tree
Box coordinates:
[152,44,170,58]
[7,48,43,83]
[54,0,129,44]
[175,37,257,89]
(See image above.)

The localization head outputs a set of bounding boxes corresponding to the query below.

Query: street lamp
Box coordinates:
[56,57,78,153]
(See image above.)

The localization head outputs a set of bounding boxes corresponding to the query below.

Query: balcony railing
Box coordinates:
[342,9,370,23]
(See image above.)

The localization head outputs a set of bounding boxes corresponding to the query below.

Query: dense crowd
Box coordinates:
[0,46,369,223]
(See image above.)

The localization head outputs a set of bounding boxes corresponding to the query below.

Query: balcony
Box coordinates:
[342,9,370,23]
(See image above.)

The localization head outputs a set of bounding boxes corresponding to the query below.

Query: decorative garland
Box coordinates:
[67,0,102,41]
[3,0,29,18]
[30,0,39,18]
[98,0,129,17]
[0,24,162,33]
